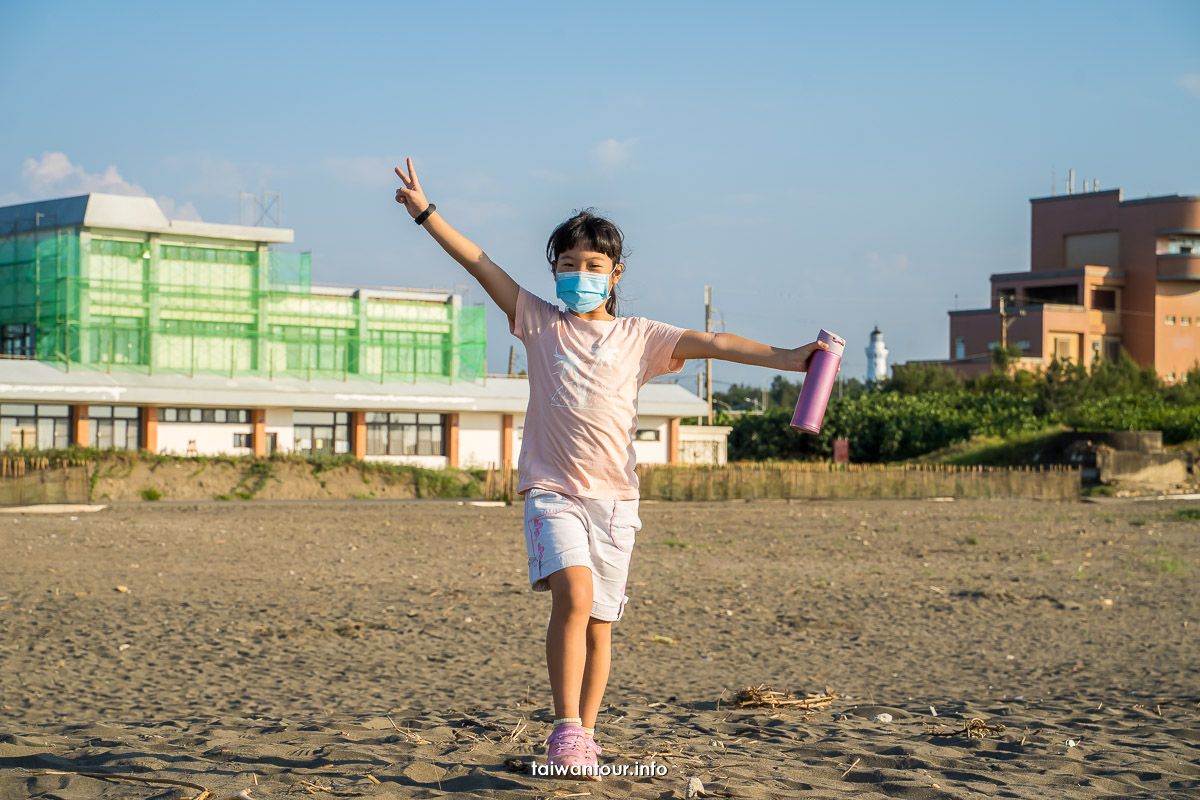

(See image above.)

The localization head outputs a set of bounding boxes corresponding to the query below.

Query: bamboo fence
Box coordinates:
[0,457,92,505]
[632,462,1080,501]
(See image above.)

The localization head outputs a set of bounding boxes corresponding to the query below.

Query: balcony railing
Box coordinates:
[1157,253,1200,281]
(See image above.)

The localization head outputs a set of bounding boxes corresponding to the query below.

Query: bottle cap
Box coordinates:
[817,329,845,357]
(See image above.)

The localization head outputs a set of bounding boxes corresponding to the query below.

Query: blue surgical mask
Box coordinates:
[555,271,611,313]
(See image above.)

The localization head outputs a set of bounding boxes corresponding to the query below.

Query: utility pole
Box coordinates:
[705,286,713,425]
[998,295,1025,371]
[507,345,515,377]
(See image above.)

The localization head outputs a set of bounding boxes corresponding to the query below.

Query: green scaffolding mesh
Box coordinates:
[0,231,486,382]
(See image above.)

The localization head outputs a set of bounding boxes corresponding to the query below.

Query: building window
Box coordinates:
[233,433,252,448]
[1016,340,1031,351]
[1165,315,1175,325]
[954,337,966,359]
[157,408,250,423]
[89,406,140,450]
[0,404,70,450]
[1166,237,1199,255]
[1054,337,1072,361]
[1182,317,1192,327]
[1,323,36,357]
[1105,339,1121,362]
[294,410,350,455]
[365,412,444,456]
[1166,372,1176,382]
[634,429,661,441]
[1090,288,1117,312]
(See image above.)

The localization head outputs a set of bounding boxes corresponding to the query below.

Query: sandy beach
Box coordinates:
[2,497,1198,799]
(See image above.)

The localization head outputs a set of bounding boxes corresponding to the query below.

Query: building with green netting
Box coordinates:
[1,193,709,469]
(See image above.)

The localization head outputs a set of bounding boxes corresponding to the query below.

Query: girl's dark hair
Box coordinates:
[546,209,626,316]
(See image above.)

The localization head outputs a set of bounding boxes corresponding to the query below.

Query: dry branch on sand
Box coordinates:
[926,717,1006,738]
[730,685,837,711]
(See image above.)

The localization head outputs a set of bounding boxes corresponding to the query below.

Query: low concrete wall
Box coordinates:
[1096,448,1188,491]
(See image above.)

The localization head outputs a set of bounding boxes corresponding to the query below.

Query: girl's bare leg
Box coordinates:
[545,566,594,720]
[579,618,612,730]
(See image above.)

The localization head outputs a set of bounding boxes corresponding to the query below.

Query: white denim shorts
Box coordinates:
[523,487,641,622]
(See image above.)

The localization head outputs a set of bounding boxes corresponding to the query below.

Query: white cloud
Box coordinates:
[11,152,202,221]
[1179,73,1200,98]
[590,138,636,170]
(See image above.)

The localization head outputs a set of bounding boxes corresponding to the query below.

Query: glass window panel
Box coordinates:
[201,409,216,423]
[335,412,348,423]
[113,419,128,448]
[90,406,113,418]
[54,419,68,449]
[366,412,388,423]
[37,418,53,449]
[335,424,348,444]
[215,409,227,423]
[2,404,36,416]
[164,408,177,422]
[189,408,202,422]
[366,426,386,455]
[237,410,249,423]
[418,413,441,424]
[403,426,417,455]
[89,422,101,448]
[393,412,417,424]
[38,405,70,418]
[388,427,404,455]
[417,427,433,455]
[430,425,443,455]
[114,406,138,419]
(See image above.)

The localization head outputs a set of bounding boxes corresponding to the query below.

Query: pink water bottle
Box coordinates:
[790,329,846,434]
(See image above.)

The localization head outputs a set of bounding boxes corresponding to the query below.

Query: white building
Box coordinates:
[866,326,889,384]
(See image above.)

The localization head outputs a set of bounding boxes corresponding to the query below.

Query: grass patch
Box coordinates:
[139,487,162,501]
[960,535,980,546]
[905,425,1070,467]
[1146,547,1186,575]
[1035,550,1052,563]
[661,539,691,549]
[1170,508,1200,522]
[1082,484,1115,497]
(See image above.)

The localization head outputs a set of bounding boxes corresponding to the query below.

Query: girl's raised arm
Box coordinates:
[672,330,828,372]
[395,158,519,321]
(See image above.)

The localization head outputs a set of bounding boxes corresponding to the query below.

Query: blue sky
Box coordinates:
[3,0,1198,391]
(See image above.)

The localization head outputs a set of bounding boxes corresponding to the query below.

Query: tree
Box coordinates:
[882,362,963,395]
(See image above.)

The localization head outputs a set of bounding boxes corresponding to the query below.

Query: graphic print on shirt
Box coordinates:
[549,340,622,410]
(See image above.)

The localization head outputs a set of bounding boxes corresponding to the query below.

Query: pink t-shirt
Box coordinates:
[509,287,687,500]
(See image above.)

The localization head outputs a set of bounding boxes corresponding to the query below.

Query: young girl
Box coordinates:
[394,158,826,778]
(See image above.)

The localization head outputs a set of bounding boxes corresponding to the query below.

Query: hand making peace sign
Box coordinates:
[394,158,430,219]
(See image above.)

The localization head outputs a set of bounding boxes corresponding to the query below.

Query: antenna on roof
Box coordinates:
[239,190,281,227]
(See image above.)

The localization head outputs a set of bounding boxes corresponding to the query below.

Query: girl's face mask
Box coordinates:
[555,270,611,313]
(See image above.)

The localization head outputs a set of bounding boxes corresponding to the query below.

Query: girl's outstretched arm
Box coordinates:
[395,158,519,321]
[672,330,828,372]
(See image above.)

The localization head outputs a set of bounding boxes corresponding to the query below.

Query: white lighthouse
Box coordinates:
[866,326,889,385]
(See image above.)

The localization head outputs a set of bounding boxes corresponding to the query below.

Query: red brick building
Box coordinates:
[943,188,1200,381]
